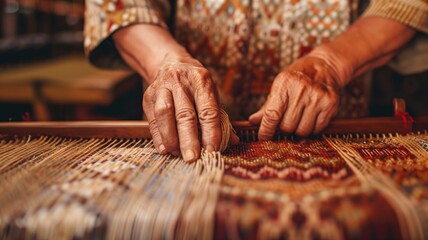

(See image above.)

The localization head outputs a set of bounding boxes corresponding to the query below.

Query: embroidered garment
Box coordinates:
[0,132,427,239]
[84,0,428,119]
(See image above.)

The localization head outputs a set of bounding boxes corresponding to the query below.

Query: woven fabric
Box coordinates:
[0,133,427,239]
[217,134,428,239]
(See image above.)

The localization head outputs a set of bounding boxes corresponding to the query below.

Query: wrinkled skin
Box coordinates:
[249,55,343,140]
[143,56,239,162]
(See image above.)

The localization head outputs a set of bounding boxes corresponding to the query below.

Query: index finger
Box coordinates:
[258,93,288,141]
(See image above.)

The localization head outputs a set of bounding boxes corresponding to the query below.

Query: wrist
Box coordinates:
[308,45,355,88]
[143,47,192,83]
[112,24,191,84]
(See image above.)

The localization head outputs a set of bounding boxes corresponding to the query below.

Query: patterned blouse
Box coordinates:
[84,0,428,120]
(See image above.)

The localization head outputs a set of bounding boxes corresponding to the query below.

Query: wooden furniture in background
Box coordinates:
[0,56,139,120]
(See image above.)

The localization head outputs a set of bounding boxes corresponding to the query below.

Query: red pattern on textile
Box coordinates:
[215,135,428,239]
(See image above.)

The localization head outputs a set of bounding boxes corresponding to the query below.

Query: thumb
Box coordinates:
[218,109,240,151]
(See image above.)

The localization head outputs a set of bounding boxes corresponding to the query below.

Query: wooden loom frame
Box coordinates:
[1,99,427,139]
[0,117,427,139]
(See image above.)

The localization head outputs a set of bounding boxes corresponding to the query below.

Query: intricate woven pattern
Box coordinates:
[0,133,427,239]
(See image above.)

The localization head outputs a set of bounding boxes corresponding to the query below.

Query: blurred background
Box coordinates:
[0,0,142,122]
[0,0,426,122]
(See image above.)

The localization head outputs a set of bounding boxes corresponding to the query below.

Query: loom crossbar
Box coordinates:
[0,117,427,139]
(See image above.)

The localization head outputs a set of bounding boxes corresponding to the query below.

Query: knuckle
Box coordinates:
[163,67,187,82]
[143,90,152,105]
[195,85,216,99]
[175,108,197,122]
[193,69,213,89]
[264,109,282,123]
[295,80,309,92]
[154,101,174,117]
[320,94,339,109]
[199,106,219,123]
[163,71,175,80]
[166,70,180,81]
[309,92,326,106]
[311,89,324,100]
[196,68,210,79]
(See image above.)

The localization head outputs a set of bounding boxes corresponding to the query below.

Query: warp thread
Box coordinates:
[325,136,425,240]
[0,137,224,240]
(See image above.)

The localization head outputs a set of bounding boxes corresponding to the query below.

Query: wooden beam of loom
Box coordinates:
[0,117,427,139]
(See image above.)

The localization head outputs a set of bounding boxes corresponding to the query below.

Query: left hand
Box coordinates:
[249,53,348,140]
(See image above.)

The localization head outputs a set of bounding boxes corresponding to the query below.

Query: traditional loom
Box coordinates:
[0,100,427,240]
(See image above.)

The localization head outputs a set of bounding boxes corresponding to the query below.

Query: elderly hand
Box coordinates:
[113,24,238,162]
[249,50,351,140]
[248,16,418,140]
[143,55,239,162]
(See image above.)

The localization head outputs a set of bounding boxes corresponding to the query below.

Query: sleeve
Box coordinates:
[362,0,428,33]
[84,0,171,69]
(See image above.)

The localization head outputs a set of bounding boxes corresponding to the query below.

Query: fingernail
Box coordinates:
[206,144,215,152]
[183,150,196,162]
[158,144,166,154]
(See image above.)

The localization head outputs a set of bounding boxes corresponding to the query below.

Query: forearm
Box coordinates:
[112,24,190,84]
[310,16,416,86]
[351,50,398,78]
